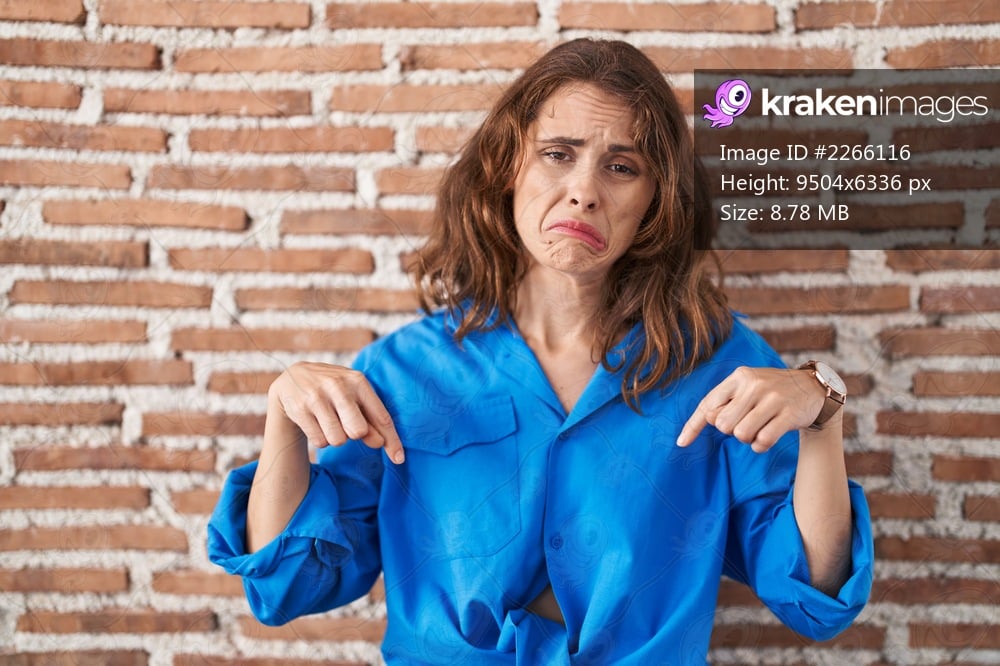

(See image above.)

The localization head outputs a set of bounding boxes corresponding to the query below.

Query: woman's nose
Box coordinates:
[567,170,600,210]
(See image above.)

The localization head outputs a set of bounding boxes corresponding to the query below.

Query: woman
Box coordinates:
[209,39,873,663]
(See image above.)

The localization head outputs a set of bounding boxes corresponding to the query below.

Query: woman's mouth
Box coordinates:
[546,219,607,251]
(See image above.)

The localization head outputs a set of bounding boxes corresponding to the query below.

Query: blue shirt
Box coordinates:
[208,310,874,664]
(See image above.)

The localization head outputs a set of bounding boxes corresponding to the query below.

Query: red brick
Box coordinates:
[281,208,433,235]
[148,164,353,192]
[725,285,909,315]
[845,451,893,477]
[369,577,386,604]
[0,159,130,188]
[895,121,1000,153]
[989,198,1000,229]
[716,579,762,607]
[909,623,1000,649]
[0,0,84,22]
[876,536,1000,563]
[921,286,1000,313]
[715,249,849,274]
[0,318,146,344]
[236,287,419,312]
[375,167,446,196]
[171,489,220,515]
[0,360,194,386]
[0,526,187,551]
[914,371,1000,397]
[330,83,503,113]
[561,2,774,32]
[879,328,1000,357]
[694,127,870,159]
[400,250,420,273]
[797,1,1000,29]
[0,119,165,152]
[711,623,884,648]
[169,247,373,274]
[965,495,1000,522]
[809,202,964,231]
[330,1,535,27]
[646,46,851,71]
[756,326,835,352]
[171,327,374,353]
[9,280,212,308]
[175,44,381,73]
[100,0,310,28]
[18,609,216,634]
[747,201,965,233]
[887,39,1000,68]
[152,570,243,596]
[865,491,936,519]
[0,485,149,509]
[0,79,81,109]
[0,238,146,268]
[416,126,474,153]
[0,402,123,426]
[886,249,1000,272]
[239,614,386,642]
[933,455,1000,481]
[208,371,279,395]
[105,88,310,117]
[15,444,214,472]
[0,38,160,69]
[844,374,874,397]
[841,164,999,191]
[0,568,128,593]
[872,577,1000,605]
[141,412,265,438]
[843,413,860,439]
[401,42,546,71]
[43,198,249,231]
[1,651,147,666]
[189,126,393,154]
[878,411,1000,438]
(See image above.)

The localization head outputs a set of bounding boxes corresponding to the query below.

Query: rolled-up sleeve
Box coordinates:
[723,434,875,641]
[207,442,383,626]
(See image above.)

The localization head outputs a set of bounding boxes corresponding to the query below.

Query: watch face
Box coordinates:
[815,361,847,395]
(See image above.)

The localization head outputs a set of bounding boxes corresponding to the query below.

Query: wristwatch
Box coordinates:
[797,360,847,431]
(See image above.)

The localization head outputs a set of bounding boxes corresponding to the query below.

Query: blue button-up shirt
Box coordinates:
[208,310,874,664]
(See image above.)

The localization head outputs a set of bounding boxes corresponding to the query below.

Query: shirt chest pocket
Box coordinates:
[395,396,521,559]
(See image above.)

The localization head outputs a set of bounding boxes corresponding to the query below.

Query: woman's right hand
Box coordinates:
[268,362,406,464]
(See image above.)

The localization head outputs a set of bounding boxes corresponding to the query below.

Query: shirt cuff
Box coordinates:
[207,460,354,579]
[757,480,874,641]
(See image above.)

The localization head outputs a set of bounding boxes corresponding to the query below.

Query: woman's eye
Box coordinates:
[608,163,637,175]
[542,150,571,162]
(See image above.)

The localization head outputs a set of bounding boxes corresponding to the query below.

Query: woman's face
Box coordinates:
[512,82,656,283]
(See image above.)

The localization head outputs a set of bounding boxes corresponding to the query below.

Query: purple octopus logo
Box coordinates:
[703,79,752,128]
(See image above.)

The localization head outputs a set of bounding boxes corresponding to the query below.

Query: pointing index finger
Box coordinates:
[677,403,710,447]
[676,370,739,447]
[359,383,405,464]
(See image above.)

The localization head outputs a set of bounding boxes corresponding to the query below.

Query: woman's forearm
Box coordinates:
[792,412,853,596]
[246,392,312,553]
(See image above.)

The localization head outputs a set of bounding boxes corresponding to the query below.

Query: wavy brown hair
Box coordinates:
[412,38,732,409]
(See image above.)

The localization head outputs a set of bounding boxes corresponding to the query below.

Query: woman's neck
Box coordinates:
[512,264,604,356]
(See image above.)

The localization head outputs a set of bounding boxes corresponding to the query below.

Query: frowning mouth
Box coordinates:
[546,219,607,251]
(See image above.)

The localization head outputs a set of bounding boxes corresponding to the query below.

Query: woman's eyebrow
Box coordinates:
[537,136,637,153]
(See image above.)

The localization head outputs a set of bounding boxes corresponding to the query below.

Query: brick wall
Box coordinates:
[1,1,997,664]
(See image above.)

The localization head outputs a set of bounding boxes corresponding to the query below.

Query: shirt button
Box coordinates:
[557,432,568,441]
[549,534,563,550]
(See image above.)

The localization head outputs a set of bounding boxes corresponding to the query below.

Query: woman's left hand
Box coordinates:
[676,367,830,453]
